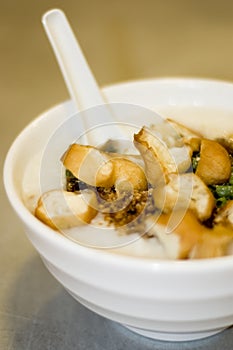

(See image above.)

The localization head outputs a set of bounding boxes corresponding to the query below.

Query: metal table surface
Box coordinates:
[2,1,233,348]
[1,231,233,349]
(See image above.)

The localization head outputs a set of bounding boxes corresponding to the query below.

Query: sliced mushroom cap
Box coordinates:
[111,157,147,191]
[134,123,191,186]
[35,189,97,230]
[214,200,233,228]
[167,119,201,153]
[217,136,233,154]
[146,209,233,259]
[153,173,215,221]
[62,144,147,191]
[196,139,231,185]
[146,210,205,259]
[190,224,233,259]
[62,144,113,187]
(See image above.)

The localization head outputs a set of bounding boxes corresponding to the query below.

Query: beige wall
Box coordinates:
[2,1,233,134]
[2,0,233,176]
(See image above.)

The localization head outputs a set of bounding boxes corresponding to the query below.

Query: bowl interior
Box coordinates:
[4,77,233,261]
[5,78,233,342]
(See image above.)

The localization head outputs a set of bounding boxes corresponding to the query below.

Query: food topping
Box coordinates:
[152,173,215,222]
[195,139,231,185]
[35,189,97,230]
[62,143,147,191]
[134,121,191,185]
[34,118,233,259]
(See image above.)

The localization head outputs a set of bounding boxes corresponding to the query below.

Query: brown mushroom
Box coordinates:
[214,200,233,228]
[217,136,233,154]
[146,210,233,259]
[62,143,147,191]
[35,189,98,230]
[146,210,205,259]
[134,124,191,186]
[195,139,231,185]
[153,173,215,222]
[167,118,201,153]
[190,224,233,259]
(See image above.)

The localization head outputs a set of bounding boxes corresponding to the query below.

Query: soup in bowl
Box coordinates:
[4,78,233,341]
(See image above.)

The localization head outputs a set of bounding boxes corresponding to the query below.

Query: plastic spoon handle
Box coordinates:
[42,9,124,145]
[42,9,105,110]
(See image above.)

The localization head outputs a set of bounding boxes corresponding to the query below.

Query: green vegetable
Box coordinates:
[65,169,87,192]
[215,185,233,198]
[216,197,228,208]
[208,184,233,207]
[229,168,233,185]
[191,152,200,172]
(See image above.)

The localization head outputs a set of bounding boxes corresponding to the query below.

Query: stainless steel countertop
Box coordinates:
[1,1,233,348]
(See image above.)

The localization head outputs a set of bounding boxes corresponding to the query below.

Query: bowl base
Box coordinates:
[124,325,227,342]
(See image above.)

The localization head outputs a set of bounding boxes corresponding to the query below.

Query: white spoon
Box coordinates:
[42,9,123,145]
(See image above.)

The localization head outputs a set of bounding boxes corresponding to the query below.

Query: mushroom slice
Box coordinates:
[62,144,113,187]
[196,139,231,185]
[167,119,201,153]
[214,200,233,228]
[134,123,191,186]
[217,136,233,154]
[190,224,233,259]
[153,173,215,221]
[145,210,205,259]
[146,210,233,259]
[62,144,147,190]
[111,157,148,191]
[35,189,97,230]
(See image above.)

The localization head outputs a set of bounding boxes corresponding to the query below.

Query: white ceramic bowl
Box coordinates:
[4,78,233,342]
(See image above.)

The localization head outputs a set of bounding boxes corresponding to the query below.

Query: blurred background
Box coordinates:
[2,0,233,143]
[2,1,233,347]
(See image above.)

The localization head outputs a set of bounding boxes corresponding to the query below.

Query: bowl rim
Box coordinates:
[4,76,233,272]
[102,75,233,95]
